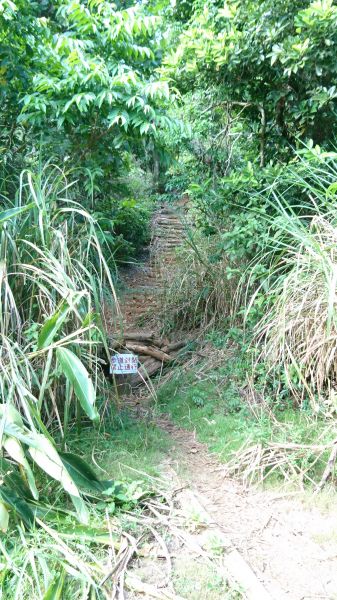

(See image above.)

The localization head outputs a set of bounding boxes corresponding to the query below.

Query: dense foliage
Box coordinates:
[0,1,175,595]
[2,0,337,596]
[160,0,337,409]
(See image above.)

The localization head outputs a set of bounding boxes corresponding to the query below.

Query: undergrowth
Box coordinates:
[1,412,172,599]
[157,335,336,489]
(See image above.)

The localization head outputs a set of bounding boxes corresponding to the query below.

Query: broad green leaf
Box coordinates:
[38,301,70,349]
[38,293,84,349]
[43,570,66,600]
[56,348,99,421]
[0,486,34,528]
[3,436,39,500]
[28,434,80,498]
[59,452,115,494]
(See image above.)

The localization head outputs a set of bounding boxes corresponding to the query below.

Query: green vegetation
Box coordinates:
[1,414,171,599]
[173,557,242,600]
[157,341,336,487]
[1,0,337,597]
[68,415,172,480]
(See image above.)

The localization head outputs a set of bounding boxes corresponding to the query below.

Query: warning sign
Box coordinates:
[110,353,138,375]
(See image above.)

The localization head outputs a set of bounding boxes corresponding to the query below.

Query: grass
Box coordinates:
[253,211,337,411]
[157,366,267,460]
[160,231,236,331]
[248,162,337,412]
[173,557,242,599]
[1,411,172,599]
[0,163,119,525]
[66,410,172,480]
[156,340,337,487]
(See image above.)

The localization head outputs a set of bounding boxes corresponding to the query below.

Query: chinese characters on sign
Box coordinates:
[110,353,138,375]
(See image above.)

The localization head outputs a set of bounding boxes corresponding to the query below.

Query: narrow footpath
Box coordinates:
[109,202,337,600]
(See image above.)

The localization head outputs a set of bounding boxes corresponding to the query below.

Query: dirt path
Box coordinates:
[113,203,337,600]
[159,417,337,600]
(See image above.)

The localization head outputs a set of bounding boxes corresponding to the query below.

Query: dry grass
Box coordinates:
[160,233,236,331]
[255,215,337,411]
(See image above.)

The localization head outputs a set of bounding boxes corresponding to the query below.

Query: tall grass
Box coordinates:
[0,163,117,526]
[161,232,236,330]
[251,156,337,412]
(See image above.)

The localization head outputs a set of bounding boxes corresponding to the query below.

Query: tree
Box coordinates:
[1,0,174,188]
[164,0,337,164]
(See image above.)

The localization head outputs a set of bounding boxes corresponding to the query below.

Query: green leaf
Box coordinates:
[38,301,70,349]
[3,436,39,500]
[59,452,115,495]
[28,433,80,498]
[43,570,66,600]
[0,458,34,500]
[56,348,99,422]
[0,203,34,224]
[0,486,34,528]
[38,293,84,349]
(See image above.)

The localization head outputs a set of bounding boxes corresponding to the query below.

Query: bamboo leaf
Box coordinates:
[0,203,34,224]
[38,301,70,349]
[0,486,34,528]
[3,437,39,500]
[28,434,80,498]
[59,452,115,494]
[56,348,99,422]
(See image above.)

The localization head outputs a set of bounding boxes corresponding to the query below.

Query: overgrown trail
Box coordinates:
[109,203,191,387]
[111,203,337,600]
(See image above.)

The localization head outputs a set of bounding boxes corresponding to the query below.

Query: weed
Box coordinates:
[161,231,238,331]
[1,412,172,599]
[157,343,337,486]
[67,413,172,480]
[173,557,243,599]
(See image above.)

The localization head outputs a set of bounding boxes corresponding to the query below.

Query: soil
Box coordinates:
[111,203,337,600]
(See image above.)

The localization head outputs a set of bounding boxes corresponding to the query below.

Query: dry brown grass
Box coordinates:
[255,215,337,411]
[160,233,237,331]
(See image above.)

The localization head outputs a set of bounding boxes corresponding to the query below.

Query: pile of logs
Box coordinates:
[109,330,186,386]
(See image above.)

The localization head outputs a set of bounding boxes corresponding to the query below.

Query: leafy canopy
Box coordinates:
[164,0,337,161]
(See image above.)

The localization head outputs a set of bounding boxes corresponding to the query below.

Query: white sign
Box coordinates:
[110,353,138,375]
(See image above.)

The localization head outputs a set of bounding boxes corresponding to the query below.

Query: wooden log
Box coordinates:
[165,340,186,354]
[138,354,153,362]
[124,342,172,362]
[158,223,180,227]
[155,225,184,230]
[123,331,156,342]
[131,360,163,385]
[155,223,182,228]
[154,233,182,239]
[138,358,160,371]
